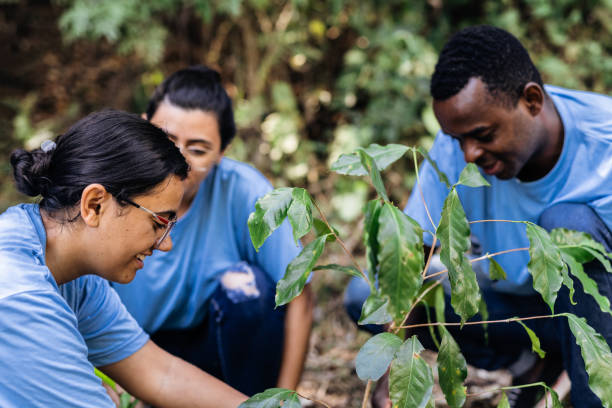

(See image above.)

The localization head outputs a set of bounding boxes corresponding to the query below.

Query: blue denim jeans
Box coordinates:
[151,262,286,396]
[344,203,612,408]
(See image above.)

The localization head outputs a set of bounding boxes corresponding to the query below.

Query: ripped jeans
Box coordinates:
[151,262,286,396]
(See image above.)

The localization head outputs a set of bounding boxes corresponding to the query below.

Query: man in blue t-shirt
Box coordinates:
[346,26,612,408]
[112,66,313,396]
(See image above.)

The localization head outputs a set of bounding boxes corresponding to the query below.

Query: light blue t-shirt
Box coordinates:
[0,204,149,407]
[113,158,301,332]
[405,86,612,294]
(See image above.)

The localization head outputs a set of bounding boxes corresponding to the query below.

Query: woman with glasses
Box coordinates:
[112,66,313,396]
[0,110,246,407]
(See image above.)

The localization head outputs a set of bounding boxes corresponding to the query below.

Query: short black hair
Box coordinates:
[146,65,236,151]
[430,25,543,106]
[11,110,188,219]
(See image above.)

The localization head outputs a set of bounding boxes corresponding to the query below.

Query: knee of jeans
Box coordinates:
[539,203,599,233]
[218,262,269,304]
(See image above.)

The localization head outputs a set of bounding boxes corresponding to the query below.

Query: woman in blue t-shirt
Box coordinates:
[0,110,246,407]
[112,66,313,395]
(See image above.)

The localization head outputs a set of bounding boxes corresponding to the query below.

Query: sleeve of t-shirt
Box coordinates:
[66,276,149,367]
[403,133,459,246]
[235,172,302,284]
[0,290,115,407]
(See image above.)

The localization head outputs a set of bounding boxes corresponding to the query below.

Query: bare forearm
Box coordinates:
[276,285,314,389]
[101,341,247,408]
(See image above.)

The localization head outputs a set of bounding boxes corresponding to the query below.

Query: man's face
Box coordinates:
[150,101,224,205]
[433,77,545,181]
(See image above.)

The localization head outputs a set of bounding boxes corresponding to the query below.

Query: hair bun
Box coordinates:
[10,148,54,197]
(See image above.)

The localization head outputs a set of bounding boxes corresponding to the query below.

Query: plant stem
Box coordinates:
[398,313,559,330]
[297,392,332,408]
[361,380,373,408]
[469,219,526,224]
[424,247,530,280]
[395,280,442,333]
[312,198,369,285]
[421,236,438,278]
[412,149,436,230]
[466,381,546,398]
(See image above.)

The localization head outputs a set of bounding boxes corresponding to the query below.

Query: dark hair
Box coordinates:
[11,110,189,219]
[146,65,236,151]
[430,25,543,106]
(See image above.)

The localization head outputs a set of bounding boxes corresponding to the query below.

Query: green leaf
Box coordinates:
[312,219,337,242]
[356,333,403,381]
[377,203,424,324]
[275,235,328,306]
[560,255,577,305]
[434,283,446,325]
[563,252,612,315]
[437,189,481,323]
[551,228,612,270]
[497,392,510,408]
[516,319,546,358]
[330,143,410,176]
[389,336,434,408]
[357,149,389,202]
[456,163,491,188]
[248,188,294,250]
[526,223,565,312]
[312,264,362,278]
[564,313,612,407]
[363,199,383,285]
[287,188,313,244]
[238,388,301,408]
[437,328,467,408]
[359,292,393,325]
[549,387,563,408]
[120,393,131,408]
[488,257,507,281]
[479,297,490,345]
[417,146,451,189]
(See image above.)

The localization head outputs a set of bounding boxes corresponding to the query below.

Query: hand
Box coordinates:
[372,372,392,408]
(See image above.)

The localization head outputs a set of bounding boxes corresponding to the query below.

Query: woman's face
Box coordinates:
[149,101,224,209]
[90,175,184,283]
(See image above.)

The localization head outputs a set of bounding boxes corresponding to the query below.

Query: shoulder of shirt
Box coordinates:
[215,158,273,193]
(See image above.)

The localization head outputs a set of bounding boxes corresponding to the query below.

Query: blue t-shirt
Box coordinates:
[405,86,612,294]
[0,204,149,407]
[113,158,301,332]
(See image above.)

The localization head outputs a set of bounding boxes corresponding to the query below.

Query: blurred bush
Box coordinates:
[2,0,611,219]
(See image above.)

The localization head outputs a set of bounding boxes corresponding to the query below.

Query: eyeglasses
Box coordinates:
[120,197,177,249]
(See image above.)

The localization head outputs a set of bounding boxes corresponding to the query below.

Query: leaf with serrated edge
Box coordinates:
[312,264,362,278]
[417,146,451,189]
[238,388,301,408]
[516,319,546,358]
[526,223,564,312]
[564,313,612,407]
[331,143,410,176]
[437,328,467,408]
[287,188,313,244]
[488,258,507,280]
[358,149,389,202]
[563,252,612,315]
[437,189,480,322]
[275,235,328,306]
[377,204,424,324]
[359,292,393,325]
[497,392,510,408]
[248,187,294,250]
[363,199,383,285]
[356,333,403,381]
[456,163,491,188]
[389,336,434,408]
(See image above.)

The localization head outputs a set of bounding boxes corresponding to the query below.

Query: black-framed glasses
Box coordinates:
[120,197,177,249]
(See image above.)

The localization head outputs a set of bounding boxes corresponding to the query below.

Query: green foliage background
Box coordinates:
[1,0,611,219]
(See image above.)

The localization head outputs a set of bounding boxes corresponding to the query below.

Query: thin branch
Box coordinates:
[297,392,332,408]
[424,247,530,280]
[394,280,442,333]
[421,236,438,278]
[312,199,369,285]
[412,149,436,230]
[398,313,559,330]
[466,381,546,398]
[469,219,525,225]
[361,380,372,408]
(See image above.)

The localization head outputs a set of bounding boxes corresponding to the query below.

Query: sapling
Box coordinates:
[242,143,612,408]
